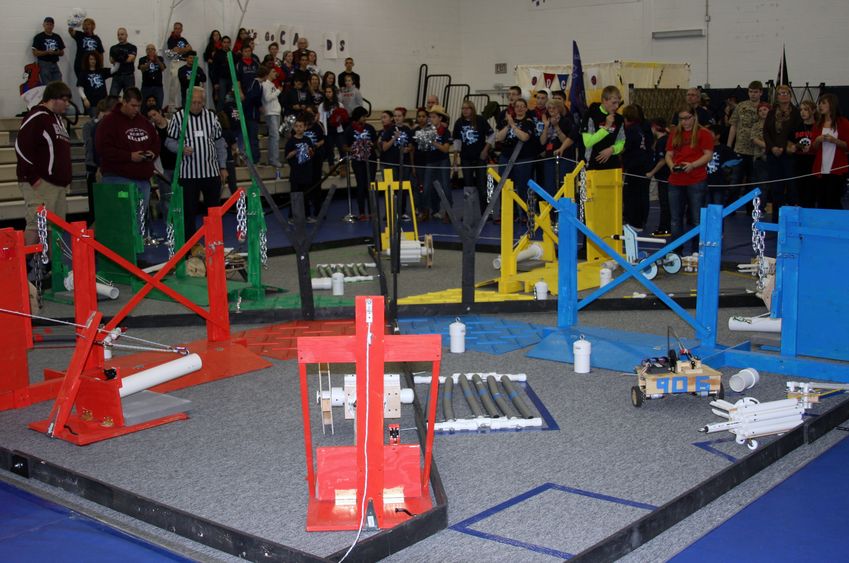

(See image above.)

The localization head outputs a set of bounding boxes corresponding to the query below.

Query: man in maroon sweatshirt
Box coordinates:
[95,87,160,222]
[15,81,73,245]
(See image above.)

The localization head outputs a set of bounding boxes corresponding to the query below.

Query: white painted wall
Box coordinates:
[1,0,846,117]
[457,0,849,93]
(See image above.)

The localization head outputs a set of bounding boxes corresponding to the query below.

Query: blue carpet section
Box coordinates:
[398,315,550,355]
[673,435,849,561]
[451,482,657,559]
[526,325,700,373]
[0,481,192,562]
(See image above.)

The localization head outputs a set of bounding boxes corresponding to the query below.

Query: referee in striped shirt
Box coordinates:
[165,87,229,238]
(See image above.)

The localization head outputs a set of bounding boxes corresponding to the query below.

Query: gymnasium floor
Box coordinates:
[1,189,847,562]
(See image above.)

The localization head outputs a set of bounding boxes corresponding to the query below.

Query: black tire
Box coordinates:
[668,349,678,370]
[631,386,644,408]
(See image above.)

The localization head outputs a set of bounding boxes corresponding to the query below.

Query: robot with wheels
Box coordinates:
[631,328,724,407]
[617,225,682,280]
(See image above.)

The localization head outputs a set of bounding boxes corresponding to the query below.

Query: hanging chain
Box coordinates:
[486,173,495,203]
[751,195,767,291]
[236,190,247,243]
[137,197,146,239]
[526,190,536,234]
[577,167,588,224]
[259,229,268,267]
[166,221,175,259]
[37,208,49,265]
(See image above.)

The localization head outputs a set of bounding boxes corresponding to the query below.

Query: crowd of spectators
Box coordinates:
[22,15,849,248]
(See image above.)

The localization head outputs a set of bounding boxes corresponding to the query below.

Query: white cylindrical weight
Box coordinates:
[534,280,548,300]
[312,277,332,290]
[728,316,782,333]
[729,368,760,393]
[449,318,466,354]
[118,353,202,398]
[400,388,414,404]
[573,337,591,374]
[599,268,612,287]
[331,272,345,295]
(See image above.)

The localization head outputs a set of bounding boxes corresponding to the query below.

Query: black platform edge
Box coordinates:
[0,446,330,563]
[30,294,761,330]
[0,366,449,563]
[570,393,849,562]
[325,365,449,562]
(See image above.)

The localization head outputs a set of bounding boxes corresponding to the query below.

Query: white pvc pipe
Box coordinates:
[413,373,527,384]
[728,316,782,333]
[434,416,542,432]
[492,243,543,270]
[64,274,120,300]
[729,368,760,393]
[118,353,202,398]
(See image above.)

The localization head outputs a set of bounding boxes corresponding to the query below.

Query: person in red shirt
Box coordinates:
[811,93,849,209]
[15,81,73,245]
[95,87,160,219]
[665,104,714,253]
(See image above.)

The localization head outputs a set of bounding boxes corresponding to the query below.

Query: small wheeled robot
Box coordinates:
[616,224,682,280]
[631,329,724,407]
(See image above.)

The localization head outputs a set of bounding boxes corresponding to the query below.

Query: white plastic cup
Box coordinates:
[573,337,591,374]
[449,318,466,354]
[534,280,548,300]
[729,368,760,392]
[331,272,345,295]
[599,268,612,287]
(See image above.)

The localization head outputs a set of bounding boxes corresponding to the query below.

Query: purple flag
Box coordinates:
[569,41,587,122]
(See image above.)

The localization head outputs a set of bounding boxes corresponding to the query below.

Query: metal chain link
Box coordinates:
[259,229,268,267]
[236,191,247,243]
[166,221,175,260]
[751,195,767,291]
[137,197,146,239]
[486,173,495,203]
[37,208,49,265]
[526,190,536,233]
[577,168,588,224]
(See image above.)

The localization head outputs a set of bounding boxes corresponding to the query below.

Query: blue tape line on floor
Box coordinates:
[451,482,656,559]
[692,438,739,463]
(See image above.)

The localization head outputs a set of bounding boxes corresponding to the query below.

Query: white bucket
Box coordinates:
[331,272,345,295]
[599,268,612,287]
[449,318,466,354]
[534,280,548,300]
[729,368,760,392]
[573,336,591,374]
[312,277,332,290]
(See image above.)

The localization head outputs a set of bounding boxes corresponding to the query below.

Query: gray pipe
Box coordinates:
[442,376,455,421]
[502,377,535,419]
[472,374,500,418]
[487,376,520,418]
[356,263,368,276]
[458,373,484,418]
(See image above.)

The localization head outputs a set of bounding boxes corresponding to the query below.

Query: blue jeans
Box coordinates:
[498,155,532,219]
[101,175,152,236]
[110,73,135,97]
[422,158,451,214]
[668,180,707,254]
[38,61,62,84]
[265,114,281,166]
[245,119,260,164]
[141,86,164,109]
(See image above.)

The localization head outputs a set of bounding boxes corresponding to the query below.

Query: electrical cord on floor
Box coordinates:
[339,299,374,563]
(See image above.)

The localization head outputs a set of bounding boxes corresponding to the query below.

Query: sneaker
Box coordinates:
[401,214,411,222]
[307,216,318,224]
[651,229,671,237]
[358,214,368,222]
[432,211,444,220]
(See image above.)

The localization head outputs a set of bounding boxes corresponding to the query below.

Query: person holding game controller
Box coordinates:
[665,104,713,254]
[95,87,160,219]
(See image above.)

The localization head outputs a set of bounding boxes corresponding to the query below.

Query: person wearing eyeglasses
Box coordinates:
[15,82,74,245]
[665,105,714,254]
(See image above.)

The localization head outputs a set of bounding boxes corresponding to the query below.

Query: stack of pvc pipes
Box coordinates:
[311,263,375,289]
[416,372,542,432]
[397,240,432,265]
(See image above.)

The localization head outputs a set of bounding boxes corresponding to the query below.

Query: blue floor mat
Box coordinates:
[0,481,192,562]
[672,435,849,561]
[526,325,700,373]
[398,315,550,355]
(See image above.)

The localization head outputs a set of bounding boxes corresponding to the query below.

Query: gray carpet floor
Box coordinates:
[3,248,846,562]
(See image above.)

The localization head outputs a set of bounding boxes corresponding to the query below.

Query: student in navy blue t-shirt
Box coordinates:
[285,117,315,221]
[452,100,493,213]
[646,118,671,236]
[344,107,378,219]
[417,105,453,222]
